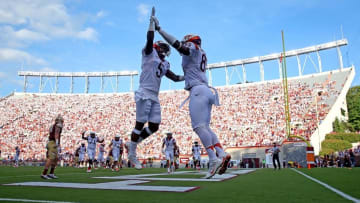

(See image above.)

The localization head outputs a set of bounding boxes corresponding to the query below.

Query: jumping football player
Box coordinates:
[161,132,177,173]
[192,141,202,171]
[41,114,64,179]
[153,13,231,178]
[109,134,123,171]
[82,131,104,172]
[128,7,184,169]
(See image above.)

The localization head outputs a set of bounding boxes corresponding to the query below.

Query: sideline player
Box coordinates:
[41,114,64,179]
[79,143,86,168]
[161,132,177,173]
[82,131,104,172]
[97,143,106,168]
[192,141,202,171]
[14,146,20,167]
[128,7,184,169]
[74,146,80,168]
[153,13,231,178]
[109,134,123,171]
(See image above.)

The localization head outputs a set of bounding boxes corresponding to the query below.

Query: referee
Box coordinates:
[272,143,281,170]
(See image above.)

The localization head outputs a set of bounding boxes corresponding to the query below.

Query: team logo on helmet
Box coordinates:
[153,40,171,57]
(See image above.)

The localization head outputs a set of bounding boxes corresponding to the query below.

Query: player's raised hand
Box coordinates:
[151,16,160,31]
[151,6,155,17]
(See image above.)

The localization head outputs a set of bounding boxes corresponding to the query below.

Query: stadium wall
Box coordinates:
[310,66,356,155]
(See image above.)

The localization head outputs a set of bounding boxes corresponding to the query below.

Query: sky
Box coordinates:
[0,0,359,96]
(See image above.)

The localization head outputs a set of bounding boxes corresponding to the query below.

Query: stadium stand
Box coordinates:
[0,68,353,160]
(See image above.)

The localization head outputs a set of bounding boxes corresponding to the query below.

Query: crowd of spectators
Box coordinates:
[0,71,347,161]
[316,145,360,168]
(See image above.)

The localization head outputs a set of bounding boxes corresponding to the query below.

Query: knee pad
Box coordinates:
[148,122,159,133]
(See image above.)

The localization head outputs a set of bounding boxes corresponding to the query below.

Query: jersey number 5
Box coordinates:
[156,63,163,78]
[200,54,207,72]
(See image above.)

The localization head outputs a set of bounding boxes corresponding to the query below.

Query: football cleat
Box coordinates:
[41,175,51,180]
[204,159,222,179]
[47,174,58,179]
[218,154,231,175]
[87,169,92,173]
[128,155,142,170]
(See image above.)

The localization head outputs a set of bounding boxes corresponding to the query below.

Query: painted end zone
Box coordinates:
[4,169,255,193]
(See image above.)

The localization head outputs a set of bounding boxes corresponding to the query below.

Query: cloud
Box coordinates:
[96,10,107,19]
[137,3,150,23]
[77,27,98,41]
[0,48,47,65]
[0,72,7,78]
[0,26,49,47]
[0,0,99,46]
[38,67,57,72]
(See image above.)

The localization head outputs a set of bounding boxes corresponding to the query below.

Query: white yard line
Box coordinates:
[292,169,360,203]
[0,198,78,203]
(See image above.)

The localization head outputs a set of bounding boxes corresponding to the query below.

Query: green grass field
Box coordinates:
[0,166,359,203]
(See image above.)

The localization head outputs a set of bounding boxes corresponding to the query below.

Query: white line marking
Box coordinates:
[0,198,78,203]
[5,181,197,193]
[292,169,360,203]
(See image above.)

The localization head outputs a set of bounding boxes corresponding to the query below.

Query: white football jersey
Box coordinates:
[181,42,208,90]
[163,137,176,152]
[192,145,201,156]
[112,139,123,150]
[79,146,86,155]
[98,145,105,154]
[87,136,98,150]
[138,48,170,95]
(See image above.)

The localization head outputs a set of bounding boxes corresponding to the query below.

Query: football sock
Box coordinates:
[206,146,217,161]
[49,167,55,174]
[207,127,226,157]
[42,169,48,175]
[130,141,137,157]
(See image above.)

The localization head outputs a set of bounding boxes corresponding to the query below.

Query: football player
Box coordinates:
[152,13,231,178]
[109,134,123,171]
[41,114,64,179]
[105,147,113,169]
[79,143,86,168]
[14,146,20,167]
[74,146,80,168]
[162,132,177,173]
[174,144,180,169]
[82,131,104,172]
[192,141,202,171]
[128,7,184,169]
[97,143,106,168]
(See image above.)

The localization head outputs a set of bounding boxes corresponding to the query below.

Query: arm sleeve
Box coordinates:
[158,28,190,55]
[144,31,154,55]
